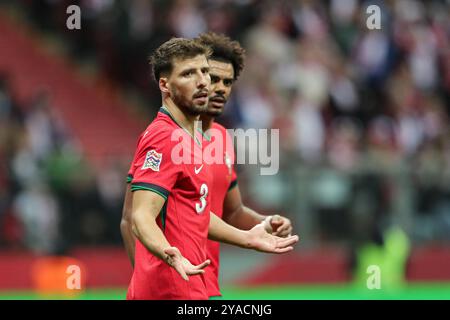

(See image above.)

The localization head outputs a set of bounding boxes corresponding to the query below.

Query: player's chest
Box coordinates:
[172,162,212,215]
[175,162,213,197]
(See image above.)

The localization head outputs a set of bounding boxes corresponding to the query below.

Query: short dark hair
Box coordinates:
[149,37,212,82]
[196,32,246,80]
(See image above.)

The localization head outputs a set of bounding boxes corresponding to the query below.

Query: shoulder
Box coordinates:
[212,122,227,132]
[211,122,235,142]
[140,119,177,148]
[210,122,231,138]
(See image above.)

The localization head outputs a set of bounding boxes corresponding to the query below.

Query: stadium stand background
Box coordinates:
[1,0,450,293]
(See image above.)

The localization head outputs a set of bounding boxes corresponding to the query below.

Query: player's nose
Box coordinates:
[197,72,209,89]
[215,86,225,95]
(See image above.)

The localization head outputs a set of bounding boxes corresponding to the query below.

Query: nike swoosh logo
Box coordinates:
[194,165,203,174]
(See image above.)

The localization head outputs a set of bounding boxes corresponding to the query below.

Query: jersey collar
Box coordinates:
[159,106,205,146]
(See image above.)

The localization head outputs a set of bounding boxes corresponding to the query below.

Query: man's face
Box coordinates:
[206,59,234,117]
[167,55,211,116]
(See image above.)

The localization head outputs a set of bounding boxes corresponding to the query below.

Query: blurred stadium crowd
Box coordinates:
[0,81,125,253]
[0,0,450,254]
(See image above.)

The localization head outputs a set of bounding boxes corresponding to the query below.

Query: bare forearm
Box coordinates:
[121,185,136,267]
[223,186,268,230]
[224,205,267,230]
[132,210,171,262]
[120,219,136,267]
[208,212,250,248]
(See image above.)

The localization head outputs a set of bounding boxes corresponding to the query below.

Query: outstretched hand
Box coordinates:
[249,222,299,254]
[164,247,210,281]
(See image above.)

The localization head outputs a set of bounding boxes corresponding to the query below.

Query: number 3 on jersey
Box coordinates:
[196,183,208,214]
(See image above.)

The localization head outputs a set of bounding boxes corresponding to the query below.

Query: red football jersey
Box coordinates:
[126,107,213,300]
[204,122,237,297]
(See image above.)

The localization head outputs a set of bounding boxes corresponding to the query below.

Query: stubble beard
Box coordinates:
[172,87,207,116]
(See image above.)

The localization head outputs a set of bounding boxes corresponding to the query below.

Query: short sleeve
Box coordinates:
[126,148,139,184]
[126,132,144,184]
[130,127,181,200]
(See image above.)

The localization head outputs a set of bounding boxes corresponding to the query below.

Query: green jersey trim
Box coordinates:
[131,182,169,200]
[228,179,238,191]
[159,106,202,146]
[126,174,133,184]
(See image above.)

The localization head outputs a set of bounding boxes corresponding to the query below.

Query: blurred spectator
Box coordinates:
[0,0,449,250]
[13,183,60,254]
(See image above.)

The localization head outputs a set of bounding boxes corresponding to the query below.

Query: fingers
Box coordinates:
[164,247,190,281]
[270,215,284,225]
[186,268,205,276]
[272,216,293,237]
[273,225,293,237]
[273,246,294,254]
[276,235,299,248]
[269,215,283,232]
[194,259,211,270]
[272,232,298,254]
[185,259,210,276]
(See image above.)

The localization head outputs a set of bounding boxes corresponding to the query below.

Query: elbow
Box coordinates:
[223,204,244,226]
[120,211,137,237]
[130,213,144,239]
[120,218,129,231]
[120,218,132,239]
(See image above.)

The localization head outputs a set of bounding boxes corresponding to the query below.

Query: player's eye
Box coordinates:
[210,75,220,83]
[201,68,209,75]
[182,70,194,77]
[224,79,233,87]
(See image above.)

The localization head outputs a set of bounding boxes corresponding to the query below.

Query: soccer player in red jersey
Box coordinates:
[197,32,294,298]
[122,38,299,300]
[126,38,213,300]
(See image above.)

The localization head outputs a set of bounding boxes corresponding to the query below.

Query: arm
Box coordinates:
[208,211,249,248]
[222,185,266,230]
[131,190,210,280]
[120,184,136,267]
[208,211,299,253]
[223,185,293,236]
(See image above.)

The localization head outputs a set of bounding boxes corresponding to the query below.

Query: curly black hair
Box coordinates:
[196,32,246,80]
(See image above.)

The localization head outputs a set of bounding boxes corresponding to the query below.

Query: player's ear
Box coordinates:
[159,77,170,94]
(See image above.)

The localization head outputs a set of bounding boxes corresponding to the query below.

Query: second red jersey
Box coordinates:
[204,122,237,297]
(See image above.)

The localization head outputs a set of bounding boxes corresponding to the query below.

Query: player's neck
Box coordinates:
[200,114,215,132]
[163,99,199,136]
